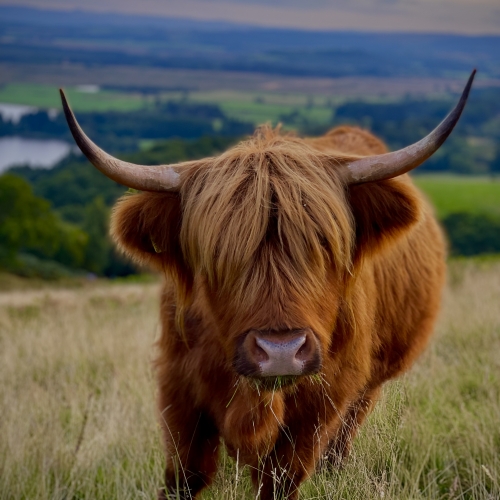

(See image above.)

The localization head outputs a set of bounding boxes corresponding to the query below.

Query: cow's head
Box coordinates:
[60,71,475,389]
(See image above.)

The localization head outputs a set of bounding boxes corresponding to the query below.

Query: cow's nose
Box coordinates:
[236,329,321,377]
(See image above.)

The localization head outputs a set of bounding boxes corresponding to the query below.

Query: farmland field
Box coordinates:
[156,90,335,127]
[203,96,331,128]
[0,83,147,112]
[1,260,499,499]
[414,175,500,218]
[0,82,335,125]
[0,81,353,126]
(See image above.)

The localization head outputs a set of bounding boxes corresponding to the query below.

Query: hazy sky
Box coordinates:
[3,0,500,34]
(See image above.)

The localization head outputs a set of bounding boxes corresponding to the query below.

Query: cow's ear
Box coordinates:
[110,192,187,274]
[348,177,422,261]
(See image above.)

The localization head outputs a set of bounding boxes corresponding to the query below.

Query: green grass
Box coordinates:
[218,99,294,124]
[0,82,335,126]
[208,99,332,127]
[414,174,500,218]
[203,98,332,127]
[0,83,336,123]
[0,83,147,111]
[156,89,335,126]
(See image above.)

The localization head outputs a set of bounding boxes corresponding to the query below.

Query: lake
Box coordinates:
[0,136,74,173]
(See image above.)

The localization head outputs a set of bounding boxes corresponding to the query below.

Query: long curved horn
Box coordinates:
[341,69,476,185]
[59,89,198,192]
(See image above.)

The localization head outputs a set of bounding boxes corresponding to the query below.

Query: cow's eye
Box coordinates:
[319,235,330,253]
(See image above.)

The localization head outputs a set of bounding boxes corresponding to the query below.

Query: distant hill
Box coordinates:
[1,6,499,80]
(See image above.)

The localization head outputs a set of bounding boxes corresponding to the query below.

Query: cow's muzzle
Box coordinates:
[234,329,321,378]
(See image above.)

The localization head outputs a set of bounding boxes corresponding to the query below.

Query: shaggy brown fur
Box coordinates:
[111,125,445,500]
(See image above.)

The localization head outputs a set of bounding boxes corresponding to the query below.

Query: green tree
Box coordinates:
[54,222,89,269]
[0,173,88,271]
[443,212,500,256]
[81,197,111,275]
[0,174,59,265]
[491,146,500,176]
[79,197,135,277]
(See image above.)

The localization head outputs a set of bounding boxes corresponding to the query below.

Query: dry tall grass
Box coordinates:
[1,261,499,499]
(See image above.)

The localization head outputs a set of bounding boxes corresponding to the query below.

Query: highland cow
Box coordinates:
[60,70,475,500]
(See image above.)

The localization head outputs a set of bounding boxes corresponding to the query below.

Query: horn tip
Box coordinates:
[468,69,477,86]
[59,88,69,108]
[462,68,477,100]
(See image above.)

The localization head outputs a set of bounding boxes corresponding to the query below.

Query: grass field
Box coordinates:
[414,175,500,218]
[1,260,499,499]
[212,98,332,128]
[175,90,335,126]
[0,82,334,125]
[0,83,147,112]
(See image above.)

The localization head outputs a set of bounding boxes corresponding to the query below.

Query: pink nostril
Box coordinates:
[295,335,313,361]
[252,339,269,363]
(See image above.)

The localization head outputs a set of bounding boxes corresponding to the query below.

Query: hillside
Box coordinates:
[1,6,500,83]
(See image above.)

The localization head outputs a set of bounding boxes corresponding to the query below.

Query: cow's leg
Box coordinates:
[324,386,381,468]
[250,421,328,500]
[157,405,220,500]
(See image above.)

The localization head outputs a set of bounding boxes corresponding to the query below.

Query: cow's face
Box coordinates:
[111,132,421,388]
[177,137,355,385]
